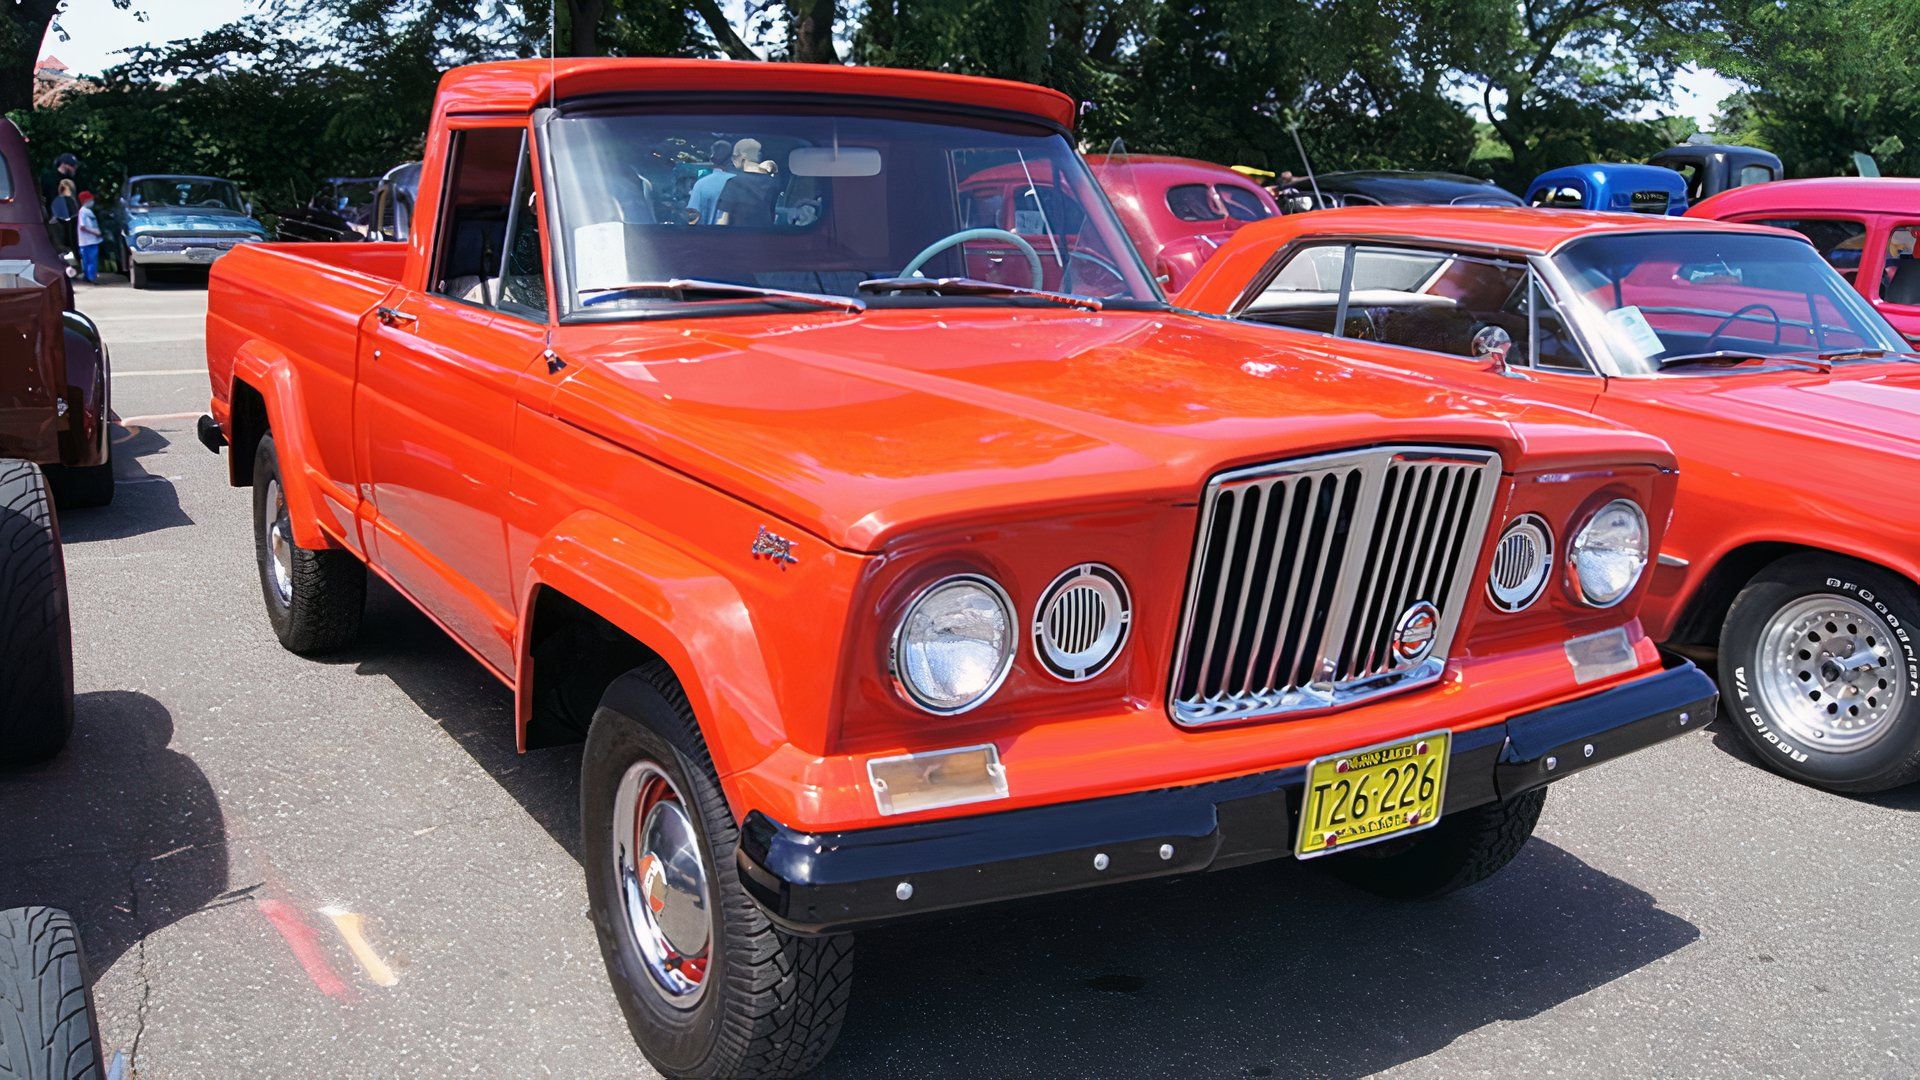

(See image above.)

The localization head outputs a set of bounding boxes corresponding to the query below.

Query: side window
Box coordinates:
[0,156,11,201]
[962,189,1004,230]
[431,127,525,306]
[1216,185,1272,222]
[1531,278,1590,372]
[1343,247,1529,359]
[497,146,548,317]
[1753,218,1867,282]
[1666,163,1702,203]
[1530,185,1584,209]
[1737,164,1776,187]
[1884,226,1920,306]
[1165,184,1218,222]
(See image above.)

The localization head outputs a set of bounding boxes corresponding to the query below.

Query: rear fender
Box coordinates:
[516,511,788,788]
[229,342,334,550]
[56,310,109,468]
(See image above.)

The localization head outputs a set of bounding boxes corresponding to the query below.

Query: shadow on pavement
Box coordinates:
[1709,721,1920,811]
[342,581,584,858]
[828,838,1698,1079]
[339,583,1702,1078]
[59,423,194,543]
[0,691,230,972]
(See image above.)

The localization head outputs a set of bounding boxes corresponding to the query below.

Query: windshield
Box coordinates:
[542,104,1160,317]
[1552,232,1905,374]
[128,177,243,212]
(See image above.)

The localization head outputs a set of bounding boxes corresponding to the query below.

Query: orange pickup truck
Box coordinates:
[200,58,1715,1078]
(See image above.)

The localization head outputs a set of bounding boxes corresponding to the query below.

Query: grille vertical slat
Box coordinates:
[1168,446,1503,726]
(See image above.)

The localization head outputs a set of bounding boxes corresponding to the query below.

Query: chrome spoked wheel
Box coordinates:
[611,761,712,1007]
[262,477,293,606]
[1755,594,1908,753]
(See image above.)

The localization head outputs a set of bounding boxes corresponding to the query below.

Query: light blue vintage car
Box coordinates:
[116,174,270,289]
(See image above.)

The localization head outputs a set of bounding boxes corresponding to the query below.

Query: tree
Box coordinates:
[1,0,137,116]
[1447,0,1705,186]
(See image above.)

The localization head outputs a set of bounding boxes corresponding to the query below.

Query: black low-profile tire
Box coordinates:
[45,447,113,511]
[253,433,364,655]
[0,459,74,766]
[1321,788,1547,901]
[1719,554,1920,793]
[583,663,854,1079]
[0,907,103,1079]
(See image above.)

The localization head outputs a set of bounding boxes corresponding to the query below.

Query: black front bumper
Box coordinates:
[738,657,1717,935]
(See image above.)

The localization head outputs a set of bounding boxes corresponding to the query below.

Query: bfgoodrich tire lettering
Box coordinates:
[252,433,365,654]
[583,663,853,1079]
[1320,788,1547,900]
[0,459,75,766]
[0,907,103,1079]
[1719,553,1920,793]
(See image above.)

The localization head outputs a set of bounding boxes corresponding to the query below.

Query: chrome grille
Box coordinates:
[1169,446,1503,725]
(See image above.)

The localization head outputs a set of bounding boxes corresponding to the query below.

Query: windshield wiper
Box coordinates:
[857,276,1103,311]
[578,279,865,312]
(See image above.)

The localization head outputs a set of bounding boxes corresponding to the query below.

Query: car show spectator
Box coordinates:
[39,151,79,210]
[75,191,101,283]
[687,139,733,225]
[47,179,77,253]
[715,138,779,227]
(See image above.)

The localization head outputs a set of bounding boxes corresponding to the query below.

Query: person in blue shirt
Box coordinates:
[687,140,734,225]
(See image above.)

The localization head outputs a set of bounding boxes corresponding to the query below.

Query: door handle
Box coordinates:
[987,254,1005,265]
[375,306,418,327]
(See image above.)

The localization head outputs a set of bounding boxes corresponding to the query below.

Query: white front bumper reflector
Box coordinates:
[867,744,1008,817]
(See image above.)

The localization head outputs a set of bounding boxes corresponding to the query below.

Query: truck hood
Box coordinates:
[549,308,1670,551]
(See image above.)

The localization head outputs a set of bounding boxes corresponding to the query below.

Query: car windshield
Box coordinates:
[129,177,243,212]
[1551,232,1906,374]
[541,104,1161,317]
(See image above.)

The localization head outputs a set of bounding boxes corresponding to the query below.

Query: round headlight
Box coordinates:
[1569,499,1649,607]
[892,575,1015,714]
[134,234,154,250]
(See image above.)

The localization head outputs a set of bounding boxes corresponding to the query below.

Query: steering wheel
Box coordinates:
[900,228,1042,290]
[1705,302,1783,351]
[1062,249,1128,298]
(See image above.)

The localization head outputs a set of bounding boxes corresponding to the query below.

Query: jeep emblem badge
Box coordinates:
[1390,601,1441,665]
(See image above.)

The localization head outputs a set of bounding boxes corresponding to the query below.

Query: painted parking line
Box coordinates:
[320,906,400,987]
[113,368,206,378]
[115,411,205,427]
[255,897,354,1001]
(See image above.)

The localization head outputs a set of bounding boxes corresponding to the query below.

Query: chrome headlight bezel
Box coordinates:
[1487,513,1554,613]
[1568,498,1649,608]
[889,573,1017,715]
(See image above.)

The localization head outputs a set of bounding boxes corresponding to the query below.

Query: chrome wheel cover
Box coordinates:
[1755,594,1907,753]
[263,477,293,606]
[611,761,712,1007]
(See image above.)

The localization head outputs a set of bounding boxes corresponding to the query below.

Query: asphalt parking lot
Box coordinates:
[1,275,1916,1079]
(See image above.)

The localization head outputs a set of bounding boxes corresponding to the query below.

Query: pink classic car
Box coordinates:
[1086,154,1279,290]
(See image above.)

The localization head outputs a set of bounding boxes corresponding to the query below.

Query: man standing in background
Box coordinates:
[687,139,733,225]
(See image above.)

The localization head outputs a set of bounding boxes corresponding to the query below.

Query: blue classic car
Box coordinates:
[1524,163,1689,216]
[117,174,270,288]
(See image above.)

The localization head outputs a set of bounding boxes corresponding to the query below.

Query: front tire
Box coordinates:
[128,261,148,290]
[0,908,102,1079]
[45,444,113,511]
[583,664,853,1079]
[1719,553,1920,793]
[252,433,364,654]
[0,459,74,766]
[1321,789,1547,900]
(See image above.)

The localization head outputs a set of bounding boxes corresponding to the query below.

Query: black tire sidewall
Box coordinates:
[581,678,735,1078]
[0,460,75,765]
[1720,555,1920,790]
[251,434,297,639]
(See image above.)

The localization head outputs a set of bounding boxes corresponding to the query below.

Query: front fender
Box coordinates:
[229,341,335,550]
[516,511,790,787]
[1655,527,1920,642]
[57,310,109,468]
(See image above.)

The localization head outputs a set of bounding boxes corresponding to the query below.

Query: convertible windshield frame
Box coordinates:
[534,94,1165,324]
[1544,229,1908,377]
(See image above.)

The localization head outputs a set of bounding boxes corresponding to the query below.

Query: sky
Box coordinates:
[38,0,1745,130]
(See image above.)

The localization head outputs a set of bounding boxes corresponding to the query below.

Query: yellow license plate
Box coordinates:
[1295,730,1450,859]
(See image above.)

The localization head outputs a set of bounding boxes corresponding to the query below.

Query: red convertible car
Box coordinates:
[1690,177,1920,346]
[1182,206,1920,793]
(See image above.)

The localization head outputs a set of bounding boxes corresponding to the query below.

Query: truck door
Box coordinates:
[354,124,546,674]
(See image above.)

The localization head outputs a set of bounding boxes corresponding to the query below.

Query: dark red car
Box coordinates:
[1086,154,1279,291]
[0,119,111,507]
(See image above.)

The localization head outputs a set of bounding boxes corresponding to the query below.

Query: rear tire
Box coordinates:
[583,663,854,1079]
[1321,789,1547,900]
[0,459,75,766]
[0,907,103,1080]
[1718,553,1920,793]
[252,433,364,654]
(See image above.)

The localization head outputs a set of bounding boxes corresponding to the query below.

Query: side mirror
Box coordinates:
[1472,324,1523,378]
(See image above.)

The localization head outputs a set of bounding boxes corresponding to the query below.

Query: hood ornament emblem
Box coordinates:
[750,526,798,566]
